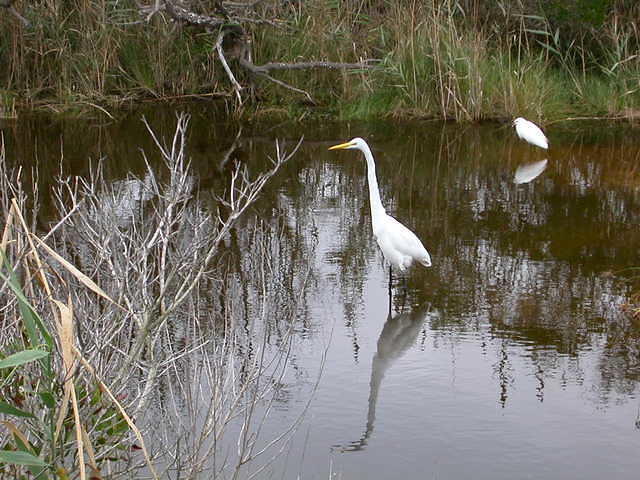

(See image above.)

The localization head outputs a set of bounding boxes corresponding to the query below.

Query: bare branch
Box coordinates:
[216,30,244,103]
[240,59,378,74]
[164,0,225,28]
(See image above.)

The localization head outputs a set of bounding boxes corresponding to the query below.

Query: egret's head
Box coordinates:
[512,117,525,127]
[328,137,368,151]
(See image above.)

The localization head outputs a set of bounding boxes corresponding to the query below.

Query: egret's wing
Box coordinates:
[381,215,432,265]
[516,120,548,149]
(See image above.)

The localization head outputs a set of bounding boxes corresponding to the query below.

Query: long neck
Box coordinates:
[361,144,386,223]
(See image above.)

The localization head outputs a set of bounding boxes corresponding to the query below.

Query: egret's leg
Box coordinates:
[387,266,393,315]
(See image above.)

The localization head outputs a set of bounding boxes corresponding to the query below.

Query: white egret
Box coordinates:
[513,117,549,149]
[328,138,431,286]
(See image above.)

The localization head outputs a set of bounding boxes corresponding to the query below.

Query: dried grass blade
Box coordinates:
[53,299,74,442]
[53,300,86,480]
[80,424,100,478]
[1,204,14,253]
[1,420,33,452]
[72,345,159,480]
[11,200,53,301]
[70,383,86,480]
[31,234,125,311]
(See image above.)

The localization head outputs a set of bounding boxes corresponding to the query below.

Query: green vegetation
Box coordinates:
[0,195,152,478]
[1,0,639,121]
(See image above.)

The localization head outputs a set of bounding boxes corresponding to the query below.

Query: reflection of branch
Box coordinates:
[218,127,243,171]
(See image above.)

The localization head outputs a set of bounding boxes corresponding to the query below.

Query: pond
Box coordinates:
[3,105,640,479]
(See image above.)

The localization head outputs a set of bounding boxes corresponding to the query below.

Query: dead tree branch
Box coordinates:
[148,1,378,103]
[216,29,244,103]
[240,59,377,74]
[163,0,225,28]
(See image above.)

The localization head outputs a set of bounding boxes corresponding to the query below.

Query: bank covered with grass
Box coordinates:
[1,0,639,121]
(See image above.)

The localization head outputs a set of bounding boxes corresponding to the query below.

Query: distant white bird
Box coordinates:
[328,138,431,285]
[513,117,549,149]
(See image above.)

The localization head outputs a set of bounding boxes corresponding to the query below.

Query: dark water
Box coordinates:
[3,105,640,479]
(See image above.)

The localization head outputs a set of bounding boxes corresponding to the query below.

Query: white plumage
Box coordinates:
[513,117,549,149]
[328,137,432,273]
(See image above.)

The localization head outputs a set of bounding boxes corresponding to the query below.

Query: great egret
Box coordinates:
[328,138,431,286]
[513,117,549,149]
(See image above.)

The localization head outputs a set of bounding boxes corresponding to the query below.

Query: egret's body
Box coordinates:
[513,117,549,150]
[329,138,431,277]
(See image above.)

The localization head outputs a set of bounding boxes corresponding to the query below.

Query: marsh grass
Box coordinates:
[1,0,640,120]
[0,114,311,478]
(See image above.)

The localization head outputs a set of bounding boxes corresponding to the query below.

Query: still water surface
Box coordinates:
[3,106,640,479]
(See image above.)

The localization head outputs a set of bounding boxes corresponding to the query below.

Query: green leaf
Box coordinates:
[0,449,47,467]
[535,39,560,56]
[524,28,551,36]
[38,392,55,409]
[0,349,49,369]
[0,255,53,351]
[0,401,34,418]
[517,14,546,21]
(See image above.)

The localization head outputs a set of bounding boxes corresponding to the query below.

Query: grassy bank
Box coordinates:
[1,0,639,121]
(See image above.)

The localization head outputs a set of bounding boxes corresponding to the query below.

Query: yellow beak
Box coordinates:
[328,141,354,151]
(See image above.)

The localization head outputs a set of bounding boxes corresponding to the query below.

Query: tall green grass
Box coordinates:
[1,0,639,120]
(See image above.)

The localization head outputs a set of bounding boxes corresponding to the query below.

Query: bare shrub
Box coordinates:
[0,113,315,478]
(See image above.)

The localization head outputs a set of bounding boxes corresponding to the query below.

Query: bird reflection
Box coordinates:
[514,158,548,184]
[334,303,432,452]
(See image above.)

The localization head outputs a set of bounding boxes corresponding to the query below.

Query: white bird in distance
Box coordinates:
[513,117,549,150]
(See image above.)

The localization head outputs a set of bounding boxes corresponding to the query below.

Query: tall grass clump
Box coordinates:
[0,115,313,478]
[1,1,221,105]
[1,0,640,120]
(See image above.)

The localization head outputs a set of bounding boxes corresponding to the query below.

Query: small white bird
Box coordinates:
[513,117,549,149]
[328,138,431,284]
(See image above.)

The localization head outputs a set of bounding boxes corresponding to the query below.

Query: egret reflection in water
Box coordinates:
[514,159,548,185]
[335,303,435,452]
